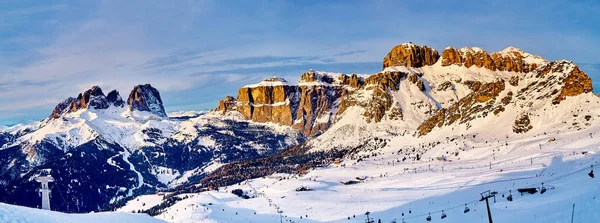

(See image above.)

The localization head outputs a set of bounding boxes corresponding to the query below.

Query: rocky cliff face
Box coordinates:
[217,72,357,136]
[441,46,547,73]
[106,90,125,107]
[382,43,440,70]
[217,69,429,136]
[127,84,167,117]
[50,86,114,118]
[219,43,594,139]
[234,77,299,126]
[418,60,594,135]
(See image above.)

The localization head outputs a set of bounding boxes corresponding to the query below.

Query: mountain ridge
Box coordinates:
[1,42,597,216]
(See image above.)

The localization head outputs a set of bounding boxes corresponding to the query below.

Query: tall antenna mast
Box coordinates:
[35,175,54,210]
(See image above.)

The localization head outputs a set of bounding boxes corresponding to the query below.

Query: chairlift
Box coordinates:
[507,190,513,201]
[589,165,594,178]
[402,219,406,223]
[441,210,447,219]
[402,212,404,216]
[464,204,470,213]
[426,213,432,221]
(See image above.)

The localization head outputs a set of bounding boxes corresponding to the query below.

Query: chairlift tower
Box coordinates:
[35,175,54,210]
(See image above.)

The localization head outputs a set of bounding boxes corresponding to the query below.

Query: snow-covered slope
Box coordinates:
[124,115,600,222]
[0,85,303,213]
[0,202,166,223]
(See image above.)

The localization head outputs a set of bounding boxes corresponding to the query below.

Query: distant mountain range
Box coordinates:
[1,42,596,214]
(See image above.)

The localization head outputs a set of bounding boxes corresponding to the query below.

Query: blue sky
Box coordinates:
[0,0,598,126]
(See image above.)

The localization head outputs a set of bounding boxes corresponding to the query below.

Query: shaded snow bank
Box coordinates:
[0,202,166,223]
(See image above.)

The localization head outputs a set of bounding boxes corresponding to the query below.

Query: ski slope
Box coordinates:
[0,202,166,223]
[121,121,600,222]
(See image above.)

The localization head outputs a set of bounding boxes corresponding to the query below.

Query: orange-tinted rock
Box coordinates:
[441,47,461,66]
[550,63,593,104]
[382,43,439,70]
[441,46,547,73]
[216,95,236,114]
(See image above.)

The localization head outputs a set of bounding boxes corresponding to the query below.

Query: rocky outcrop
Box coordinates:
[236,77,299,126]
[550,63,593,104]
[361,71,407,122]
[216,96,236,114]
[441,46,547,73]
[219,69,419,136]
[50,86,111,118]
[51,97,76,118]
[513,114,532,133]
[382,43,440,70]
[127,84,167,117]
[106,90,125,107]
[418,80,506,135]
[222,72,354,136]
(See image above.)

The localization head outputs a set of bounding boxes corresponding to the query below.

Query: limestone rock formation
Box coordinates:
[50,86,110,118]
[216,96,236,114]
[550,62,593,104]
[106,90,125,107]
[382,43,440,70]
[440,46,547,72]
[417,80,506,135]
[217,43,592,138]
[127,84,167,117]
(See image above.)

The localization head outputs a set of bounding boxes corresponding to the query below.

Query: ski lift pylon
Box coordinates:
[540,183,547,194]
[589,165,594,178]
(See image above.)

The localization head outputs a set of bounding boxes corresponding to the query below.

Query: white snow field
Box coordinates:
[0,202,166,223]
[120,125,600,223]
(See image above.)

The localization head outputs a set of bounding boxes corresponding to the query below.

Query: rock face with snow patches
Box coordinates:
[127,84,167,117]
[216,42,596,152]
[0,84,303,213]
[441,46,547,73]
[51,86,111,118]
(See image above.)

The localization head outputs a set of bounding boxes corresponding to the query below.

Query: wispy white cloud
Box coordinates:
[0,0,598,125]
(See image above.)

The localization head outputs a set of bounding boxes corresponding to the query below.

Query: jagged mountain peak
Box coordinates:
[50,85,111,118]
[106,90,125,107]
[127,84,167,118]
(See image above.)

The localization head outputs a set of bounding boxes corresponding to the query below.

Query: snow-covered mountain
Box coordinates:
[121,43,599,222]
[0,84,303,212]
[2,42,599,223]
